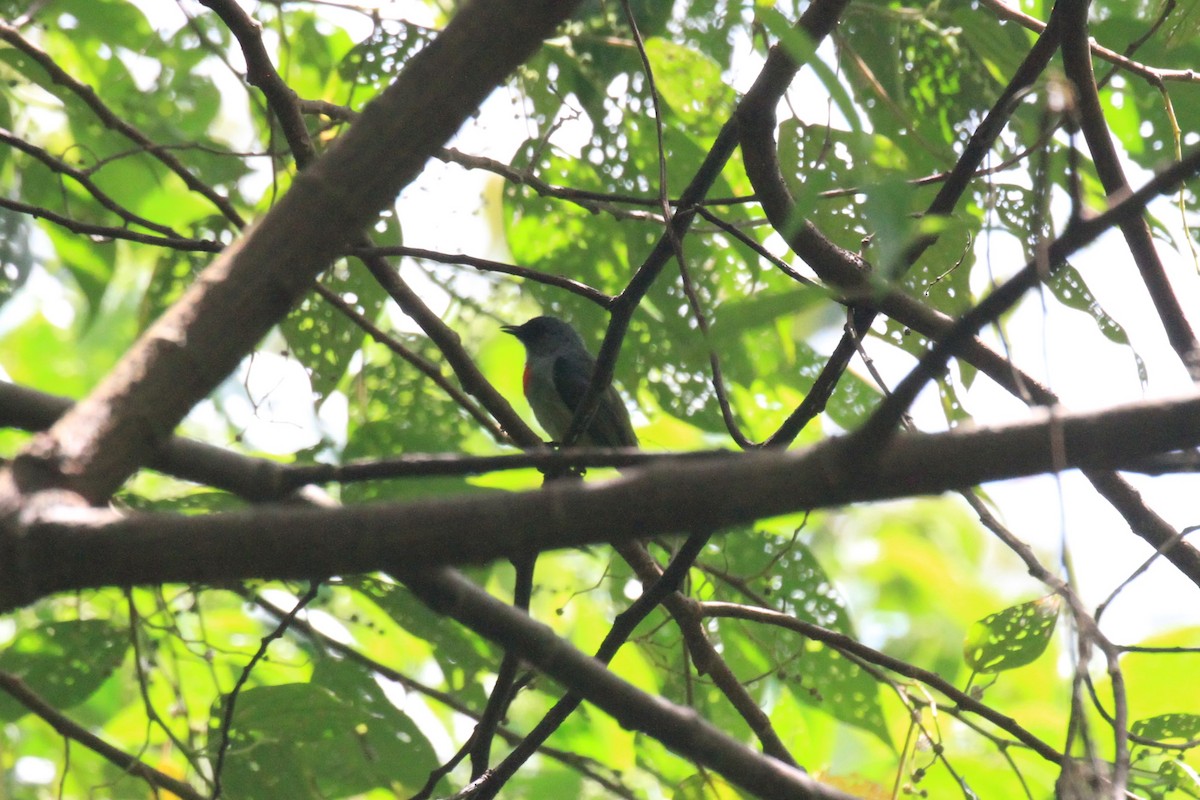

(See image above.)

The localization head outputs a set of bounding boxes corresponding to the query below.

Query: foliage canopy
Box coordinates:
[1,0,1200,798]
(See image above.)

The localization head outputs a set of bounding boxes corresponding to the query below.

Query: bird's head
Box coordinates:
[502,316,588,357]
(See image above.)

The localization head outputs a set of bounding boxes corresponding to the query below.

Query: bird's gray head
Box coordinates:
[502,316,588,357]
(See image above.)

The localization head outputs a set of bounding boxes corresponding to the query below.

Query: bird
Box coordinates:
[502,316,638,448]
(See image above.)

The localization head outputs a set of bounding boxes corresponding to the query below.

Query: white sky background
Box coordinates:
[8,0,1199,647]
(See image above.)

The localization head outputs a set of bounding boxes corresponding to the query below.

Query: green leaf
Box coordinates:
[346,577,494,686]
[508,764,586,800]
[49,0,154,53]
[673,771,744,799]
[1128,720,1200,800]
[0,205,34,307]
[758,8,861,134]
[964,595,1060,674]
[338,20,438,104]
[720,533,892,746]
[643,38,735,135]
[142,249,213,331]
[282,251,390,403]
[1047,261,1148,388]
[43,225,116,320]
[0,620,128,721]
[1164,0,1200,48]
[1131,713,1200,743]
[213,677,437,799]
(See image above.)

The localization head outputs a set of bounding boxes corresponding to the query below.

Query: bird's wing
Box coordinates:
[552,352,638,447]
[551,350,593,413]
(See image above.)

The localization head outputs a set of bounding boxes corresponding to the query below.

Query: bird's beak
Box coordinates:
[501,324,519,336]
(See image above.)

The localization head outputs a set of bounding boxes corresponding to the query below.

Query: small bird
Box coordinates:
[502,316,638,448]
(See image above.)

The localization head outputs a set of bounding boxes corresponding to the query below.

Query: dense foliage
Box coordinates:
[1,0,1199,798]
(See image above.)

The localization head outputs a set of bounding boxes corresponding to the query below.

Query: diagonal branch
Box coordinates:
[1058,0,1200,378]
[0,670,206,800]
[2,0,579,507]
[402,566,857,800]
[980,0,1200,85]
[0,196,220,252]
[0,128,183,237]
[563,0,853,448]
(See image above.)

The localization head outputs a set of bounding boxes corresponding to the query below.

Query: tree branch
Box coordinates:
[854,143,1200,445]
[401,567,857,800]
[468,532,713,798]
[1058,0,1200,378]
[3,0,579,505]
[0,22,245,227]
[6,390,1200,609]
[564,0,853,448]
[0,670,206,800]
[700,602,1063,764]
[979,0,1200,86]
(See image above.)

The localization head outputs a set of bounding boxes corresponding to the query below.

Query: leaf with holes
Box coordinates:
[643,38,734,135]
[720,533,892,747]
[1047,261,1147,388]
[964,595,1060,674]
[1132,713,1200,743]
[0,620,128,721]
[212,680,436,799]
[1128,714,1200,800]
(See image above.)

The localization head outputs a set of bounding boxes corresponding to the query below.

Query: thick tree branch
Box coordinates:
[2,0,578,506]
[0,382,737,486]
[5,390,1200,610]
